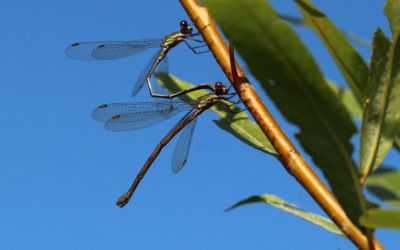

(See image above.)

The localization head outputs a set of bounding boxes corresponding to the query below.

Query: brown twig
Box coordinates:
[179,0,384,249]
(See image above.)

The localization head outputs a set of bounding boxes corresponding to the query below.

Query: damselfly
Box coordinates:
[66,20,208,98]
[92,82,236,207]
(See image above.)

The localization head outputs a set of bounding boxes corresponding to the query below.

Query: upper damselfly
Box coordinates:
[92,82,236,207]
[66,20,208,98]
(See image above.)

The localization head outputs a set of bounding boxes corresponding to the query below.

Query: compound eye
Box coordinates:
[215,82,223,89]
[180,20,188,29]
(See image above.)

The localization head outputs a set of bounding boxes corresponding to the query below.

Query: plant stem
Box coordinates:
[179,0,384,249]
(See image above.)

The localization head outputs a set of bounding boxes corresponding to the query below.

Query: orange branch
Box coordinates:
[179,1,384,249]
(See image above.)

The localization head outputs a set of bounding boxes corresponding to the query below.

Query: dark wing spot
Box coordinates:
[71,42,80,47]
[99,104,108,108]
[97,44,105,48]
[112,114,121,120]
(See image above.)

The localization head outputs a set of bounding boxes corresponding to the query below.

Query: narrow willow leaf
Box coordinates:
[295,0,369,105]
[360,30,391,176]
[279,14,371,49]
[384,0,400,37]
[383,0,400,156]
[342,32,372,50]
[327,80,362,119]
[204,0,365,225]
[156,73,277,155]
[213,119,276,155]
[227,194,344,236]
[287,3,400,152]
[360,208,400,230]
[342,89,363,119]
[360,30,400,178]
[366,166,400,207]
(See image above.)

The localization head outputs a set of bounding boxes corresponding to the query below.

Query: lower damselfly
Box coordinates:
[66,20,208,98]
[92,82,235,207]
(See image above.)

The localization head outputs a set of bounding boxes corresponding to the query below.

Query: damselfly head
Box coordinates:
[214,81,229,95]
[180,20,193,34]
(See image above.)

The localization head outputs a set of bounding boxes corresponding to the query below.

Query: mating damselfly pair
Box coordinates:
[66,21,238,207]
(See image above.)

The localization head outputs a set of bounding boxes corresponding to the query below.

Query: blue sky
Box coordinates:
[0,0,398,249]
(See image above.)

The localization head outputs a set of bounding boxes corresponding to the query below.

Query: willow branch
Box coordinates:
[179,1,384,249]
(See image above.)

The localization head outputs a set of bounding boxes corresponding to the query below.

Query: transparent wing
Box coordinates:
[152,53,170,96]
[158,53,169,74]
[171,116,198,173]
[131,48,168,96]
[92,102,191,131]
[65,39,162,60]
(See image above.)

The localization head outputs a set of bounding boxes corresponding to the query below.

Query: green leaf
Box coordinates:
[295,0,369,105]
[366,166,400,207]
[227,194,344,236]
[327,80,362,119]
[213,119,277,156]
[156,73,277,155]
[385,0,400,151]
[360,208,400,230]
[289,1,400,152]
[279,14,372,49]
[360,30,400,177]
[342,89,363,119]
[204,0,365,225]
[385,0,400,37]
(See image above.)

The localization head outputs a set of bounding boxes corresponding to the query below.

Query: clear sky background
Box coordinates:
[0,0,398,249]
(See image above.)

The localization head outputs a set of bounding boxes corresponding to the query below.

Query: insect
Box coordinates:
[66,20,208,98]
[92,82,236,207]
